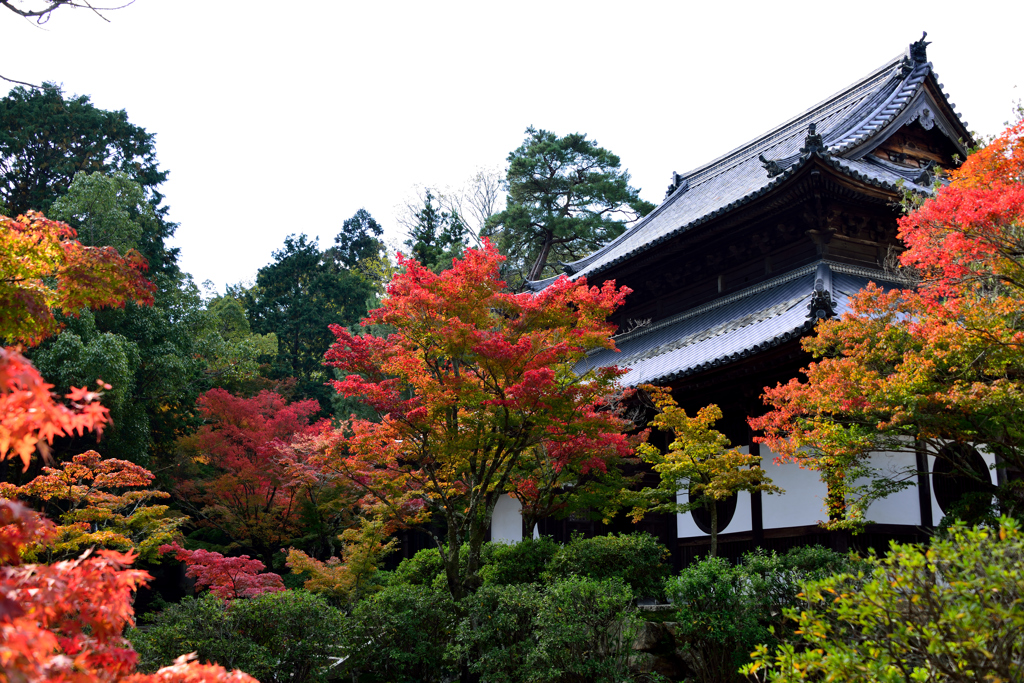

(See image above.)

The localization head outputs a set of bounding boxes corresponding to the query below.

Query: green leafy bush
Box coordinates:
[544,532,669,599]
[531,576,640,683]
[746,519,1024,683]
[456,582,545,683]
[479,535,559,586]
[129,589,344,683]
[666,546,855,683]
[343,582,458,683]
[389,546,446,587]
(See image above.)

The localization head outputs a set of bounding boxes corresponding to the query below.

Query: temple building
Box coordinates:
[492,35,996,566]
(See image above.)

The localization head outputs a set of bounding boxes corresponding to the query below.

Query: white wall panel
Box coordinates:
[491,495,523,544]
[859,451,920,525]
[760,447,828,529]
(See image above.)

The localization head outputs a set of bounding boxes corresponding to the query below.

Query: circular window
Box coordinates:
[688,484,737,535]
[932,444,991,516]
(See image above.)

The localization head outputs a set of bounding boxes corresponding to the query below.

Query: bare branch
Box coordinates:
[0,73,40,88]
[1,0,134,23]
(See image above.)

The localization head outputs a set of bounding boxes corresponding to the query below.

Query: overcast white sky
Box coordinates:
[5,1,1022,291]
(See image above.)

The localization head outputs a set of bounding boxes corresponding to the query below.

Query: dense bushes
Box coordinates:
[342,582,460,682]
[455,577,640,683]
[541,532,670,599]
[666,546,857,683]
[130,589,344,683]
[479,535,560,586]
[746,519,1024,683]
[131,533,869,683]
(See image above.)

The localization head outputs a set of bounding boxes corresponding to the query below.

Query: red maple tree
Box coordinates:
[176,388,323,565]
[158,543,285,600]
[317,242,633,599]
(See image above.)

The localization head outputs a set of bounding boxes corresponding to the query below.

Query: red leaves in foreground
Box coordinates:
[0,355,255,681]
[158,543,285,601]
[0,346,111,470]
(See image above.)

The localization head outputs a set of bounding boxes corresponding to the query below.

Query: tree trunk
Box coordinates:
[527,232,554,282]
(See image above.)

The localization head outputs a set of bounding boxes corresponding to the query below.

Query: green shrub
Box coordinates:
[544,532,669,599]
[456,582,544,683]
[665,556,759,683]
[343,582,458,683]
[666,546,856,683]
[129,590,344,683]
[531,576,640,683]
[389,546,446,587]
[746,520,1024,683]
[479,535,559,586]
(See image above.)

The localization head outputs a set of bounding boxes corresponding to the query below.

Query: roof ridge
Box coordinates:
[680,53,904,185]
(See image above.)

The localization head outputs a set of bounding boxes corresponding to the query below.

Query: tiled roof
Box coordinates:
[578,261,904,386]
[527,41,970,292]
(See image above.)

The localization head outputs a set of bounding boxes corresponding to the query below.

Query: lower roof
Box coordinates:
[579,261,906,386]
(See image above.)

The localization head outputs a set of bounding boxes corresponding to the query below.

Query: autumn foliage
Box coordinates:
[316,242,632,599]
[0,346,111,470]
[633,385,779,557]
[0,450,183,562]
[753,120,1024,525]
[176,388,322,563]
[0,215,254,679]
[158,543,285,600]
[0,211,154,346]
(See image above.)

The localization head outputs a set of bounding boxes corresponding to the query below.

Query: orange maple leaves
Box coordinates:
[1,211,155,346]
[751,120,1024,527]
[0,346,111,470]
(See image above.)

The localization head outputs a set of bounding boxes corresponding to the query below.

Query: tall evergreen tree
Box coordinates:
[485,126,654,284]
[0,83,178,275]
[333,208,385,270]
[402,188,468,273]
[245,234,374,413]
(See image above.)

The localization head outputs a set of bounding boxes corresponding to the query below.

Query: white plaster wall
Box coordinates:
[676,447,753,538]
[760,446,829,529]
[858,451,921,525]
[491,495,523,544]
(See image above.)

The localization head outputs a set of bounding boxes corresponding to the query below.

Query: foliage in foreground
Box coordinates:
[746,518,1024,683]
[344,575,640,683]
[130,590,343,683]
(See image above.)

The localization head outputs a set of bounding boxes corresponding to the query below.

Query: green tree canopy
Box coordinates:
[484,126,655,283]
[402,188,468,273]
[50,171,157,254]
[245,234,374,412]
[332,208,384,270]
[0,83,178,275]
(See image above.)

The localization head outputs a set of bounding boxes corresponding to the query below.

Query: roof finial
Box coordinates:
[665,171,688,198]
[910,31,930,63]
[799,123,828,157]
[758,153,786,178]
